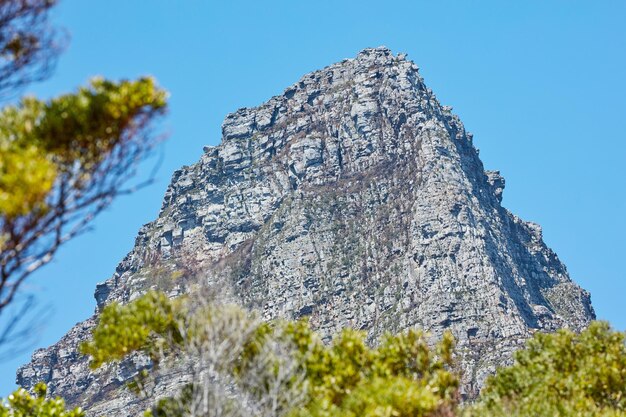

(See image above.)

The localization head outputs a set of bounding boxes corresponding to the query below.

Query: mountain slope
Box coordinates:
[17,47,594,416]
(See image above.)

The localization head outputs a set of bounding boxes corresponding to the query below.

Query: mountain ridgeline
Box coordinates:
[17,47,594,416]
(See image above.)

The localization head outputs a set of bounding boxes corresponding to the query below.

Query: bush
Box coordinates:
[78,291,626,417]
[465,322,626,417]
[0,383,83,417]
[82,291,459,417]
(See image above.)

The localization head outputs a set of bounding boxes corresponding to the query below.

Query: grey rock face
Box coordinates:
[17,47,594,415]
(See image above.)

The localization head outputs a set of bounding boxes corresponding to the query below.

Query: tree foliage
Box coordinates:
[82,291,459,417]
[0,76,167,313]
[465,321,626,417]
[0,1,168,366]
[0,383,83,417]
[80,291,626,417]
[79,290,182,368]
[82,291,304,417]
[286,324,457,417]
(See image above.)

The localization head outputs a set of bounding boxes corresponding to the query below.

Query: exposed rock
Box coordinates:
[17,47,594,416]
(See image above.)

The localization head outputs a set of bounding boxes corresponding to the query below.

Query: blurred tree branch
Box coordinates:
[0,293,51,361]
[0,0,168,357]
[0,77,168,312]
[0,0,64,100]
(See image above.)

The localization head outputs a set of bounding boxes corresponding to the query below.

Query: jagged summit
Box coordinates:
[225,46,399,117]
[18,48,594,416]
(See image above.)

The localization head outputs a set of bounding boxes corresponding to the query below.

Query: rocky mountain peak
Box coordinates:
[17,48,594,416]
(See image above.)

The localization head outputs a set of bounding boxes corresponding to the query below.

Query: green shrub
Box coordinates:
[78,291,626,417]
[465,322,626,417]
[82,291,459,417]
[0,383,83,417]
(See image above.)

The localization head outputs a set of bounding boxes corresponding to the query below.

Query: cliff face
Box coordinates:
[17,47,594,416]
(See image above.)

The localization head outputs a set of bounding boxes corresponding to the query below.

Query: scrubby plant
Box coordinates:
[464,321,626,417]
[290,326,458,417]
[79,290,626,417]
[0,77,167,308]
[81,291,459,417]
[0,383,83,417]
[79,291,183,368]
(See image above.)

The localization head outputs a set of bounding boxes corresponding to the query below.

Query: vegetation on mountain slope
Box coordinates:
[0,383,83,417]
[3,290,625,416]
[465,321,626,417]
[80,291,459,417]
[74,291,626,417]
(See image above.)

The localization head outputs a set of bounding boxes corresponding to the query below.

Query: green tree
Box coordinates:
[0,383,83,417]
[0,0,168,358]
[288,325,458,417]
[81,290,460,417]
[79,290,182,369]
[465,321,626,417]
[0,77,167,307]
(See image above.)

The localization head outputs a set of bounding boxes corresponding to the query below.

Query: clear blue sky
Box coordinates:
[1,0,625,395]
